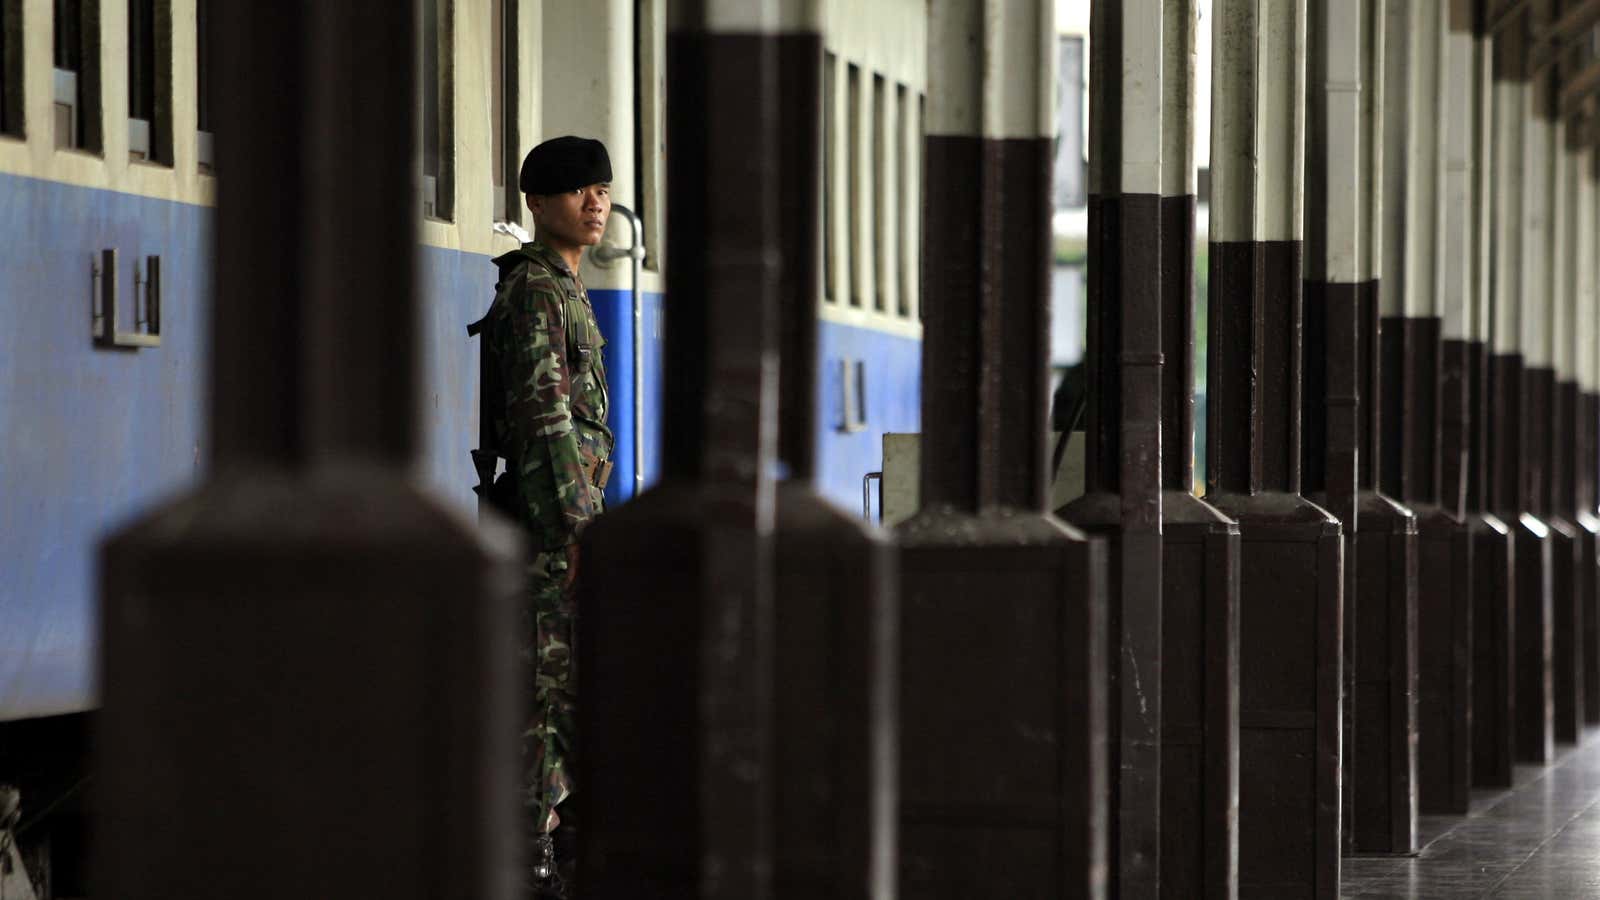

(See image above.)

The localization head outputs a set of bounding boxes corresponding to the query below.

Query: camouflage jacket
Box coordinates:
[484,240,613,550]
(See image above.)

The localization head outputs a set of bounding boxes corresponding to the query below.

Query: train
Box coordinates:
[0,0,927,890]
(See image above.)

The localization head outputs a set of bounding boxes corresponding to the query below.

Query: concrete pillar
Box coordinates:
[1207,0,1344,895]
[1550,126,1589,748]
[1514,10,1558,763]
[1416,0,1481,817]
[765,5,898,897]
[1464,9,1516,791]
[1582,149,1600,728]
[95,3,523,897]
[1487,7,1553,775]
[1302,0,1376,858]
[1059,2,1191,895]
[898,1,1109,896]
[1471,4,1519,790]
[1343,0,1425,854]
[577,3,785,895]
[1156,3,1239,897]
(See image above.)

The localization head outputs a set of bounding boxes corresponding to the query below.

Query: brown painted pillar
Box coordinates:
[577,5,784,896]
[1512,7,1558,763]
[1468,3,1516,790]
[1549,126,1588,747]
[1058,2,1178,896]
[1208,1,1344,896]
[1413,0,1479,819]
[767,10,897,898]
[1345,0,1423,854]
[898,2,1108,897]
[95,4,523,898]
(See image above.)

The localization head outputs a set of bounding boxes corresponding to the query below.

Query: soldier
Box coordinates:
[477,135,614,897]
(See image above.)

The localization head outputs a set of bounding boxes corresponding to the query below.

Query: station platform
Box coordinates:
[1343,728,1600,898]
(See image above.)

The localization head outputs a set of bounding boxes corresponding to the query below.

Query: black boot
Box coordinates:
[528,833,566,899]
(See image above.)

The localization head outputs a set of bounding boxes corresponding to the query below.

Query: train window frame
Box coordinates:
[1,0,21,139]
[490,0,518,225]
[872,71,892,315]
[420,0,455,223]
[196,0,213,171]
[847,61,863,309]
[900,87,923,321]
[53,0,102,154]
[822,50,839,303]
[126,0,172,165]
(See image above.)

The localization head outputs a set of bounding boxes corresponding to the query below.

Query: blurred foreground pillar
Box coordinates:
[576,2,786,897]
[96,3,522,898]
[897,0,1108,897]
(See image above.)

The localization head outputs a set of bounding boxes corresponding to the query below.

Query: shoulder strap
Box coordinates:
[469,252,535,514]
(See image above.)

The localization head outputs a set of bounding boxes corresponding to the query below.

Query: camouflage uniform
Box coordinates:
[483,239,612,838]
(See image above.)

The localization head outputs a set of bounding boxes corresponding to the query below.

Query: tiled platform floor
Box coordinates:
[1342,727,1600,898]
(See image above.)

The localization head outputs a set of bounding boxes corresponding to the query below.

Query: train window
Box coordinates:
[822,51,837,303]
[873,72,891,314]
[490,0,518,223]
[1,0,21,138]
[897,83,912,319]
[127,0,170,164]
[196,0,213,170]
[53,0,101,152]
[420,0,455,221]
[908,90,934,318]
[847,62,862,308]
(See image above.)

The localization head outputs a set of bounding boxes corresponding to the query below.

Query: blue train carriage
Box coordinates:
[814,2,927,511]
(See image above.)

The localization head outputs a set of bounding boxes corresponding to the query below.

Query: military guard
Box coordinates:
[473,135,614,897]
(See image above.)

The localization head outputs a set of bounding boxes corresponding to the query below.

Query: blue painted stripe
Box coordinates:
[0,170,923,719]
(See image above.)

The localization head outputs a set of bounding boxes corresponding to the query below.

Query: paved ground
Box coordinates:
[1343,727,1600,898]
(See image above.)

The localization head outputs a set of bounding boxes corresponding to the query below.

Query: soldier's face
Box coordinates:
[529,183,611,249]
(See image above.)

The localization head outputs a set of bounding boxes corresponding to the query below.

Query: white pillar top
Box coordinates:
[1553,139,1576,376]
[1470,33,1494,344]
[1378,0,1411,315]
[1402,0,1442,319]
[1439,24,1473,340]
[1587,152,1600,389]
[1361,0,1385,283]
[1520,114,1552,366]
[1210,0,1306,243]
[926,0,1056,140]
[1163,0,1198,198]
[1309,0,1366,282]
[1491,80,1524,355]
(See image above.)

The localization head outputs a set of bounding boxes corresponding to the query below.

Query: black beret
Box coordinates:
[519,136,612,195]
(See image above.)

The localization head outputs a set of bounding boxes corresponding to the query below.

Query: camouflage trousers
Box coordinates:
[524,547,577,837]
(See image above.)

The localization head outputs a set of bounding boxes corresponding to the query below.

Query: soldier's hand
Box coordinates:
[564,542,580,592]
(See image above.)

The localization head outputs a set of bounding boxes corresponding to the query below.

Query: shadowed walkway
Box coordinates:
[1343,728,1600,898]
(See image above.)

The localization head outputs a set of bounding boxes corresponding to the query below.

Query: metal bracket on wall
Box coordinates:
[839,357,867,433]
[92,249,162,349]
